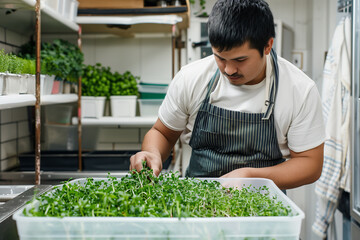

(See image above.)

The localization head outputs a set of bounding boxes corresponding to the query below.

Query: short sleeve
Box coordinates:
[158,70,189,131]
[287,85,326,152]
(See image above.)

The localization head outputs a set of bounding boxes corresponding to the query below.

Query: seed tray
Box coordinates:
[13,178,304,240]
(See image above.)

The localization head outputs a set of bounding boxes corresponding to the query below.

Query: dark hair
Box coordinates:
[208,0,275,57]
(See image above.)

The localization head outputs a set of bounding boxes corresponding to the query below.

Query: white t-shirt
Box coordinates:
[158,54,325,158]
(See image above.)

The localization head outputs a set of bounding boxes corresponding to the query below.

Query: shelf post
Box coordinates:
[78,26,83,171]
[35,0,41,185]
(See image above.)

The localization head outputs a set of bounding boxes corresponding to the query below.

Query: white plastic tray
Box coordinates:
[13,178,304,240]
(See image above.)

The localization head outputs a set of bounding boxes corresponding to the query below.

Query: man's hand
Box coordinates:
[130,151,163,176]
[220,167,253,178]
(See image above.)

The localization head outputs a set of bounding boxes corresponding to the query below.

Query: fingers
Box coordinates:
[129,151,162,176]
[129,152,146,172]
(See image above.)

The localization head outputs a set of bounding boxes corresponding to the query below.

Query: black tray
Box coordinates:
[83,151,172,171]
[19,151,80,171]
[19,151,172,171]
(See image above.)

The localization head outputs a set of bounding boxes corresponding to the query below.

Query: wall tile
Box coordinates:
[5,29,26,47]
[1,123,17,142]
[12,107,28,121]
[1,109,12,123]
[98,128,139,143]
[96,143,113,150]
[18,137,32,154]
[1,140,17,160]
[0,27,5,42]
[0,157,18,171]
[18,121,30,138]
[113,143,141,151]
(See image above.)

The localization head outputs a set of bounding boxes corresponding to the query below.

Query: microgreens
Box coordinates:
[23,167,293,218]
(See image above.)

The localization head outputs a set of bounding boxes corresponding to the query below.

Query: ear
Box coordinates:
[264,38,274,55]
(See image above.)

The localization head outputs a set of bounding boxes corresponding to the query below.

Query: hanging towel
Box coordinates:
[312,16,351,239]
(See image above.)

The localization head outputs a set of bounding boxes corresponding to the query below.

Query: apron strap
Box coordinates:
[262,48,279,120]
[204,69,220,102]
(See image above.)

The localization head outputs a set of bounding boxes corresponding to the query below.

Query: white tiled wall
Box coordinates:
[0,107,32,171]
[95,127,151,151]
[0,26,29,53]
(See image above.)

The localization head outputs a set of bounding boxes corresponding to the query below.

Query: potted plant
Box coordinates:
[0,49,9,95]
[3,54,23,95]
[18,39,84,94]
[81,63,111,118]
[110,71,139,117]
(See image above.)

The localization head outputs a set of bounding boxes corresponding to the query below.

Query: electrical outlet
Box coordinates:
[292,50,307,72]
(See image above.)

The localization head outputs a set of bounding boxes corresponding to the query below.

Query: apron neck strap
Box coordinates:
[205,50,279,120]
[205,68,220,101]
[262,48,279,120]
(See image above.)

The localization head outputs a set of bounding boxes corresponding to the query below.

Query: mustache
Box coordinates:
[223,72,243,78]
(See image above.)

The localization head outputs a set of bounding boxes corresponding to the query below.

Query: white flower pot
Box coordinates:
[3,73,21,95]
[42,75,55,95]
[110,95,137,117]
[27,75,54,95]
[0,73,4,96]
[19,74,28,94]
[81,96,106,119]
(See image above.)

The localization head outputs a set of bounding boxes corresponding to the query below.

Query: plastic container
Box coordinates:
[110,95,137,117]
[62,0,72,18]
[0,72,4,95]
[138,99,163,117]
[18,151,79,171]
[138,82,168,99]
[44,0,60,12]
[28,75,54,95]
[13,178,304,240]
[44,124,78,151]
[3,73,21,95]
[44,105,73,125]
[51,79,63,94]
[19,74,28,94]
[69,0,79,21]
[81,96,106,118]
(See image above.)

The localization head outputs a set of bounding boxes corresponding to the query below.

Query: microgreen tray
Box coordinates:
[13,178,304,240]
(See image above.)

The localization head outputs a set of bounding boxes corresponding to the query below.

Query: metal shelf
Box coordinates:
[0,0,79,34]
[0,94,78,110]
[72,116,157,127]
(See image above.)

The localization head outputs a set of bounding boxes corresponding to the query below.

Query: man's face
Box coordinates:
[212,41,269,86]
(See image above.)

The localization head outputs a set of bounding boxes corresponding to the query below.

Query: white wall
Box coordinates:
[82,35,173,84]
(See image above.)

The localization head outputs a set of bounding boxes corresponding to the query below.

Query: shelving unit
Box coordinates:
[0,0,80,181]
[72,116,157,127]
[76,1,189,36]
[0,94,78,110]
[0,0,79,34]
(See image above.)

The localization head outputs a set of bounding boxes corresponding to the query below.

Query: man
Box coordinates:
[130,0,325,190]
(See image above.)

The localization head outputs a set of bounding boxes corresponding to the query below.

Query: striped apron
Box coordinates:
[186,49,284,177]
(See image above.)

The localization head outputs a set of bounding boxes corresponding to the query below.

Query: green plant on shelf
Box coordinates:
[82,63,139,99]
[110,71,139,96]
[81,63,112,98]
[20,59,36,75]
[17,39,84,81]
[8,54,24,74]
[0,49,10,73]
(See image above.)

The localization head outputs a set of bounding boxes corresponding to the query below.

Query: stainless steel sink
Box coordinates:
[0,185,33,202]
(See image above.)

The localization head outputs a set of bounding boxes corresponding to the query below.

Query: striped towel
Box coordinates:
[312,16,351,238]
